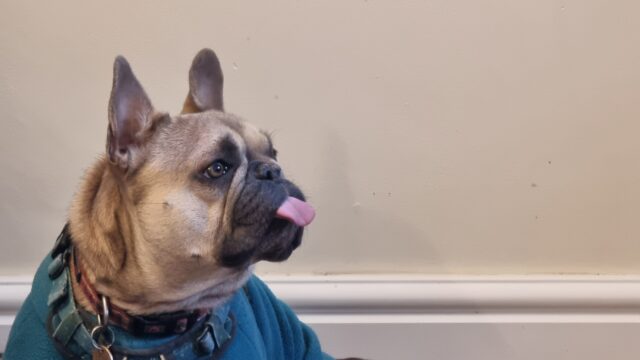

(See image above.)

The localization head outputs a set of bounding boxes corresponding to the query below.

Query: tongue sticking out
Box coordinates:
[276,197,316,227]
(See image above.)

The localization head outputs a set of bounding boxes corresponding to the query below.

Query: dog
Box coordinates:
[5,49,345,360]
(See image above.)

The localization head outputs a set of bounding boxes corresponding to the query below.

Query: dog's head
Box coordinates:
[71,49,314,312]
[111,49,314,267]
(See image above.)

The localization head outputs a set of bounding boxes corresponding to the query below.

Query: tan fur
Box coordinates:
[69,93,273,315]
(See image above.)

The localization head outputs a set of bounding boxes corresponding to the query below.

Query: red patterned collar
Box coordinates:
[70,250,209,337]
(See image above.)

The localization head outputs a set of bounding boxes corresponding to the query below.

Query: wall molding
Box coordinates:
[3,274,640,321]
[263,275,640,324]
[3,274,640,350]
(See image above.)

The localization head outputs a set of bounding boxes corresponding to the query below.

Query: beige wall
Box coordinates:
[1,0,639,276]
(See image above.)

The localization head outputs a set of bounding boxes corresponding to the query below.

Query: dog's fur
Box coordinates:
[68,49,308,316]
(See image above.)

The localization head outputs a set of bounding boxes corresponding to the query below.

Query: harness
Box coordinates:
[46,226,235,360]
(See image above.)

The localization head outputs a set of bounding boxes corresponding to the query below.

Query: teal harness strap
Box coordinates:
[47,252,93,359]
[46,227,236,360]
[52,310,82,347]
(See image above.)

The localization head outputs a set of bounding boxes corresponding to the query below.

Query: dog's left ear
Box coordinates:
[182,48,224,113]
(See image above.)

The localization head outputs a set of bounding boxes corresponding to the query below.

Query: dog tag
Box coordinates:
[92,346,114,360]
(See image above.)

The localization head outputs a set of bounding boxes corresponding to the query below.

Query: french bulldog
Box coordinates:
[4,49,346,360]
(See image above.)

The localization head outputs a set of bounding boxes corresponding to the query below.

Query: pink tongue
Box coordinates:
[276,197,316,227]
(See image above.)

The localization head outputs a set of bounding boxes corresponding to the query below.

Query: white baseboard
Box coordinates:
[264,274,640,323]
[3,274,640,358]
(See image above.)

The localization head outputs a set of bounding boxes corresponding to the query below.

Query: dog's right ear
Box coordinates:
[107,56,155,171]
[182,48,224,113]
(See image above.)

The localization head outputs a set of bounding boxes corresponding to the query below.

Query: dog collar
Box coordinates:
[47,225,235,359]
[70,249,209,337]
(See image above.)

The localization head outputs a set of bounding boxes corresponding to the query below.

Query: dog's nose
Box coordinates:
[254,161,282,180]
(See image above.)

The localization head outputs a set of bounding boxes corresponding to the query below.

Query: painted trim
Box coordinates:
[2,274,640,324]
[263,275,640,323]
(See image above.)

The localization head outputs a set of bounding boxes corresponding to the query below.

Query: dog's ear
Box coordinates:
[107,56,155,171]
[182,48,224,113]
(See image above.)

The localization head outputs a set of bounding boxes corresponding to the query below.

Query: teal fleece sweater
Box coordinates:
[5,254,333,360]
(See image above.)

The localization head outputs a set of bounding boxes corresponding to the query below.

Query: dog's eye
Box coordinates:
[205,160,231,179]
[271,148,278,160]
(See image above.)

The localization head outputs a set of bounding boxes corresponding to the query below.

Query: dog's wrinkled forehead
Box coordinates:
[148,111,273,171]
